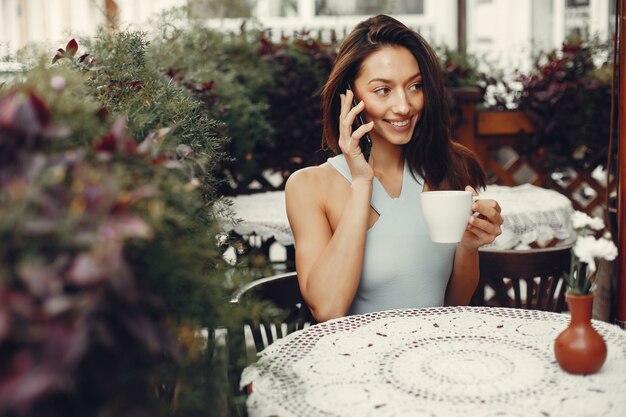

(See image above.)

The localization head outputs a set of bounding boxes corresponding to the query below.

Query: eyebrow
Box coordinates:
[367,72,422,85]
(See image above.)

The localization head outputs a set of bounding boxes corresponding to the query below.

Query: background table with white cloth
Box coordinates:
[241,306,626,417]
[221,184,575,254]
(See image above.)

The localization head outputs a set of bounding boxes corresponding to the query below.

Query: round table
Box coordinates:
[221,184,575,250]
[241,306,626,417]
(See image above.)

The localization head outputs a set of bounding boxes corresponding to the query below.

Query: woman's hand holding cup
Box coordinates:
[420,186,502,247]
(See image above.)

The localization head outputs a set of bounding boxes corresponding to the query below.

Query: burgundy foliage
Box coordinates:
[516,40,614,170]
[0,89,182,417]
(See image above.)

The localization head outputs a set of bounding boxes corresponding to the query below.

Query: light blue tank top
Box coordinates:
[327,154,456,315]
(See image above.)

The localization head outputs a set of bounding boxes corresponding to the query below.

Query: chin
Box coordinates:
[391,131,414,145]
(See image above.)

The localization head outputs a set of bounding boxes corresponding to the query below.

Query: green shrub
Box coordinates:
[149,18,275,194]
[0,34,238,416]
[149,15,336,194]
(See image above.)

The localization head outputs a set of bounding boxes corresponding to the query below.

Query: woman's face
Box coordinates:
[353,45,424,147]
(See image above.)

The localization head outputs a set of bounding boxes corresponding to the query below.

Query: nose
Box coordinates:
[392,90,410,115]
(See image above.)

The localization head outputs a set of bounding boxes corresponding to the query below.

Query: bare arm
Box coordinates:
[445,186,503,305]
[445,246,479,305]
[285,170,371,321]
[286,90,375,322]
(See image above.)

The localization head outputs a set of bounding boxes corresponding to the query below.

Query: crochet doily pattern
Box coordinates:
[241,307,626,417]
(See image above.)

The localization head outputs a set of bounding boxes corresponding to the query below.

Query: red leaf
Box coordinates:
[124,138,137,154]
[150,154,167,165]
[0,90,19,124]
[93,133,117,153]
[77,53,90,63]
[27,92,51,127]
[95,106,109,121]
[65,39,78,58]
[4,90,52,138]
[51,48,64,64]
[0,310,10,342]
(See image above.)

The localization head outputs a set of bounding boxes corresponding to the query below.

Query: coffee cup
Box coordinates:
[420,191,474,243]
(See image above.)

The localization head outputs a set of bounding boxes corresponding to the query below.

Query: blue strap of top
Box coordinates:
[327,154,416,214]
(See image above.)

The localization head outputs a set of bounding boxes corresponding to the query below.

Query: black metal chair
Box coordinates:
[230,271,313,363]
[471,245,573,312]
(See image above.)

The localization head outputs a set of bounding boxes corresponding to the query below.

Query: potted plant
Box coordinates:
[554,211,617,375]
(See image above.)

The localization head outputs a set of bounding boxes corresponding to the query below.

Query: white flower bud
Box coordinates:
[50,75,66,91]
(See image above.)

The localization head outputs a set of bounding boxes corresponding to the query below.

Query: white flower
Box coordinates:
[571,210,605,231]
[573,235,618,273]
[50,75,66,91]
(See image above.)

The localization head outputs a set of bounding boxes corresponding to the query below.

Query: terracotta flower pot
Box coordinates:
[554,293,607,375]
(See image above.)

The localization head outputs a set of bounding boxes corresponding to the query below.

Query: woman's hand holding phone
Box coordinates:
[347,83,372,162]
[338,89,374,182]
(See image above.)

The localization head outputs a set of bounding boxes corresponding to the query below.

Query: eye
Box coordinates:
[409,82,423,91]
[373,87,391,96]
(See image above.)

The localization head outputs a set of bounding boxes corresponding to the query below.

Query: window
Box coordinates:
[268,0,298,17]
[315,0,424,16]
[188,0,256,18]
[609,0,617,39]
[564,0,590,40]
[566,0,590,7]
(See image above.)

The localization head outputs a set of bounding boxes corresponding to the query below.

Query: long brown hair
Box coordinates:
[321,15,486,190]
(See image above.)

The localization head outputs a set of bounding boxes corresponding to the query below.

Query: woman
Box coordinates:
[285,15,503,322]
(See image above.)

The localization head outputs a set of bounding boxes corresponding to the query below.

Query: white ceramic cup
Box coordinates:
[420,190,474,243]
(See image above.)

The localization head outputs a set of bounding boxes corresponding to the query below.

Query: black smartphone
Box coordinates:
[347,82,372,162]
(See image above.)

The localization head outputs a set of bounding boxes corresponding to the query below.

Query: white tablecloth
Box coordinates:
[221,184,574,249]
[241,306,626,417]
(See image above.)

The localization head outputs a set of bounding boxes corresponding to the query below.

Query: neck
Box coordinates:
[371,141,404,173]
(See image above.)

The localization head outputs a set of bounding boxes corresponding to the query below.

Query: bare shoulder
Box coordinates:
[285,163,338,203]
[285,164,341,243]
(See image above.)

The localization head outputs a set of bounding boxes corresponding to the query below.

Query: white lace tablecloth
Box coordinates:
[241,307,626,417]
[220,184,574,249]
[479,184,574,249]
[221,191,294,246]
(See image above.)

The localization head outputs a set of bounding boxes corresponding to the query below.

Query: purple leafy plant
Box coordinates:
[0,86,218,416]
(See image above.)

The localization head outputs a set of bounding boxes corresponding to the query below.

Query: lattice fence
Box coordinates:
[452,92,614,220]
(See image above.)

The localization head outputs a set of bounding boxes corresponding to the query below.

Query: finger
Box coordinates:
[346,100,365,124]
[339,92,361,142]
[338,92,350,134]
[351,121,374,139]
[470,215,502,236]
[465,185,478,196]
[339,93,346,120]
[467,223,497,245]
[344,121,374,158]
[338,92,350,129]
[338,104,353,152]
[469,215,502,237]
[342,89,358,120]
[472,199,503,224]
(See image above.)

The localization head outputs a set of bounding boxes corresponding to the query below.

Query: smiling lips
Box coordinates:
[386,118,411,128]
